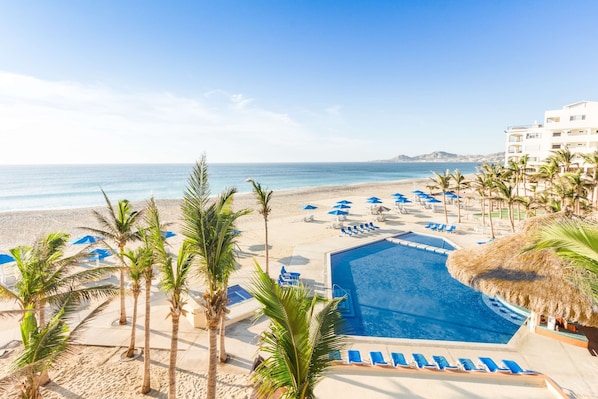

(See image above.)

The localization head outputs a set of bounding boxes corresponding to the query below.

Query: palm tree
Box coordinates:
[0,232,117,398]
[551,147,578,173]
[582,150,598,210]
[9,292,113,399]
[181,155,250,399]
[1,232,118,328]
[246,179,273,275]
[428,170,451,224]
[450,168,469,223]
[157,241,194,399]
[530,218,598,303]
[85,189,144,325]
[564,170,592,215]
[494,180,518,232]
[122,245,152,359]
[248,263,348,399]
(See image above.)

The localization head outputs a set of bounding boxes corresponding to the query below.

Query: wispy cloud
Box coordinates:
[0,71,377,163]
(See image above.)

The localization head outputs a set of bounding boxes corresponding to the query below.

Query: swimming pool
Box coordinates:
[394,231,455,250]
[330,236,525,344]
[227,284,253,306]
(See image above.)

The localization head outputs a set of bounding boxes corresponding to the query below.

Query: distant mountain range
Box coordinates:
[375,151,505,163]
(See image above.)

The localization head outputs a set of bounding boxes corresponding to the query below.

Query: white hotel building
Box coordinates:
[504,101,598,172]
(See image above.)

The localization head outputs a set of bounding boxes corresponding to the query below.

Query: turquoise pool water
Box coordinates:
[330,236,525,343]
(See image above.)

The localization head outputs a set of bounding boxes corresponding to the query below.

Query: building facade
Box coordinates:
[505,101,598,172]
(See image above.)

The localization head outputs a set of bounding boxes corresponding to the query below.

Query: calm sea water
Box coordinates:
[0,162,480,212]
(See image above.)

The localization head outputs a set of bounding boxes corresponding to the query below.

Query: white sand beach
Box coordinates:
[1,178,598,398]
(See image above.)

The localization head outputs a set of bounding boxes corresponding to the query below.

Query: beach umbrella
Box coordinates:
[367,198,383,204]
[327,209,348,216]
[395,197,411,203]
[366,196,381,202]
[391,193,404,198]
[332,204,351,209]
[302,204,318,210]
[88,248,112,261]
[371,205,391,215]
[412,190,423,194]
[72,235,102,245]
[427,198,442,203]
[336,200,352,205]
[446,213,598,327]
[161,231,176,239]
[0,253,15,264]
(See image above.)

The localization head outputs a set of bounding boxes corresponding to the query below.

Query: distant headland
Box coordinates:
[374,151,505,163]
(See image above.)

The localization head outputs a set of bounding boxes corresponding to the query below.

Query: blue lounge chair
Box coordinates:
[458,358,486,372]
[412,353,438,370]
[445,225,456,233]
[347,350,367,365]
[360,223,372,232]
[329,350,343,364]
[369,351,391,367]
[277,275,298,287]
[429,224,439,231]
[479,357,511,373]
[390,352,414,368]
[424,222,436,229]
[367,222,379,230]
[348,226,359,235]
[340,227,352,237]
[281,265,300,280]
[354,225,365,233]
[501,359,538,375]
[436,224,447,232]
[432,355,460,371]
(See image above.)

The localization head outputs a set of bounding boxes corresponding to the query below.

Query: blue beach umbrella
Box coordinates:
[161,231,176,239]
[72,235,102,245]
[427,198,442,203]
[0,254,15,264]
[88,248,112,261]
[395,197,411,203]
[412,190,423,194]
[336,200,353,205]
[333,204,351,209]
[328,209,348,216]
[367,198,383,204]
[302,204,318,210]
[391,193,404,198]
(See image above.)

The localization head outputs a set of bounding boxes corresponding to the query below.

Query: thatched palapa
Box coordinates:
[446,213,598,327]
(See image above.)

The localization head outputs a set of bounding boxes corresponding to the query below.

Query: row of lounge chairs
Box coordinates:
[340,222,379,237]
[329,350,538,375]
[424,222,456,233]
[277,265,301,287]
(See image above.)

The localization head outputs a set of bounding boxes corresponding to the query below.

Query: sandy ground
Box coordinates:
[3,178,594,398]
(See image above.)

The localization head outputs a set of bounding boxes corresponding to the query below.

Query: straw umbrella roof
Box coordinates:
[446,213,598,327]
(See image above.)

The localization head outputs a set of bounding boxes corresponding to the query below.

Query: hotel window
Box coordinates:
[570,115,586,121]
[552,144,562,149]
[552,132,561,137]
[526,132,540,139]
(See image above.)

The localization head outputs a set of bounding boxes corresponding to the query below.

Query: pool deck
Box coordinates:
[1,204,597,398]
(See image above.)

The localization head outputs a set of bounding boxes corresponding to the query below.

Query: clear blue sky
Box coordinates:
[1,1,597,164]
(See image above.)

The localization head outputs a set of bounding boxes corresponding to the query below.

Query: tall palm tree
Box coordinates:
[122,245,152,359]
[181,155,250,399]
[157,241,194,399]
[248,263,348,399]
[428,170,451,224]
[530,218,598,303]
[247,179,273,275]
[450,168,469,223]
[582,150,598,210]
[551,147,578,173]
[494,180,517,232]
[564,170,592,215]
[85,189,144,325]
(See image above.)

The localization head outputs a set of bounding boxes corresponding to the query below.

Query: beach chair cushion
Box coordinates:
[390,352,413,368]
[432,355,459,371]
[458,358,486,372]
[412,353,437,369]
[501,359,538,375]
[369,351,391,367]
[479,357,510,373]
[347,350,366,365]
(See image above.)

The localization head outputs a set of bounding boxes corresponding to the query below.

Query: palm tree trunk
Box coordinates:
[141,279,151,394]
[489,201,496,239]
[119,269,127,325]
[219,314,227,363]
[264,218,269,275]
[168,313,180,399]
[207,324,218,399]
[442,194,448,224]
[126,293,139,358]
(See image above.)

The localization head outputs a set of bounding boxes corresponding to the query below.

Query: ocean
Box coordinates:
[0,162,481,212]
